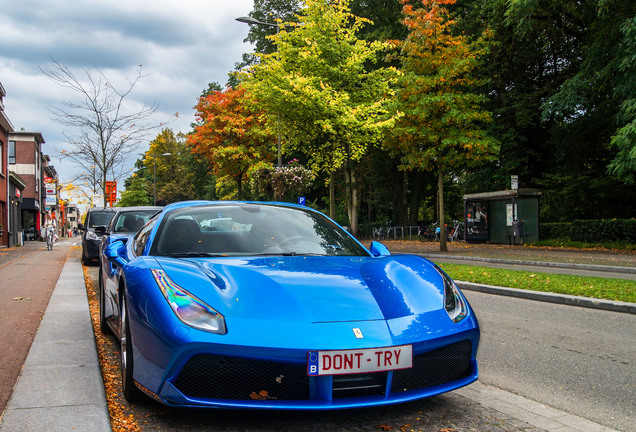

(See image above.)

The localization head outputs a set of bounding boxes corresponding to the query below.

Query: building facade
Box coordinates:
[66,203,78,236]
[8,130,47,241]
[0,83,13,247]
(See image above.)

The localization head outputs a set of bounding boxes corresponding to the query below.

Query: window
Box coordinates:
[0,141,3,174]
[134,218,157,256]
[8,140,15,164]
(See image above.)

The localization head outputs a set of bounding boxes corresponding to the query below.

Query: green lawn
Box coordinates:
[439,263,636,304]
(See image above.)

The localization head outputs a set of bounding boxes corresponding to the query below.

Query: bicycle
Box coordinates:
[46,228,55,251]
[417,225,436,242]
[447,221,465,242]
[373,225,392,241]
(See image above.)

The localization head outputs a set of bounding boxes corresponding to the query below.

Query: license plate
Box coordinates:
[307,345,412,376]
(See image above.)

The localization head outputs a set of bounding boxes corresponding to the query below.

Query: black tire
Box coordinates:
[120,294,142,401]
[98,272,110,334]
[82,253,90,266]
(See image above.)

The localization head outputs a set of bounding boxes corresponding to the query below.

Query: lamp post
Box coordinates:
[236,16,283,166]
[149,153,172,204]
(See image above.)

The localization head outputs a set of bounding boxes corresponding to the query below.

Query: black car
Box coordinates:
[79,207,117,265]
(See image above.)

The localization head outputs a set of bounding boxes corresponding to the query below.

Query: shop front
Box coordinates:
[21,197,41,241]
[9,172,26,247]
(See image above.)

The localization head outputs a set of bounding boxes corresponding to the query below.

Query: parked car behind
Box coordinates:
[97,205,162,282]
[79,207,117,265]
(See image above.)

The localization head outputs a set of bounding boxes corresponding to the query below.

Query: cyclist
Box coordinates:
[44,217,57,250]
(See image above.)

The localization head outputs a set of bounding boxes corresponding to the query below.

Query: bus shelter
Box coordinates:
[464,189,541,244]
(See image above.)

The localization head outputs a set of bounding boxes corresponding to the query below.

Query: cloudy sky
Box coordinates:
[1,0,257,183]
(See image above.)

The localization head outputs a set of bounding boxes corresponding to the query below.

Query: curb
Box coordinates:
[457,281,636,314]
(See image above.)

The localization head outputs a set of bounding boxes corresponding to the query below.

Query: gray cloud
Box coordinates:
[0,0,256,183]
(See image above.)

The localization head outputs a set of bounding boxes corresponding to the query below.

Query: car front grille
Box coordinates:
[174,354,310,400]
[392,339,473,393]
[172,340,473,402]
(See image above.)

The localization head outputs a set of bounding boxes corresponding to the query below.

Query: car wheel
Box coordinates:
[120,294,141,401]
[98,272,110,334]
[82,253,90,266]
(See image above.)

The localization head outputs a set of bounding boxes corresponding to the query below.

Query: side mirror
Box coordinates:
[105,240,127,266]
[78,223,86,231]
[369,241,391,257]
[95,226,107,234]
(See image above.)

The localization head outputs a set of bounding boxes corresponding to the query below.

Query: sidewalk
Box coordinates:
[380,240,636,268]
[0,243,111,432]
[0,241,628,432]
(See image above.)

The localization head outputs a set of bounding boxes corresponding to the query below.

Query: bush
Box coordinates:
[540,222,570,240]
[540,219,636,243]
[569,219,636,243]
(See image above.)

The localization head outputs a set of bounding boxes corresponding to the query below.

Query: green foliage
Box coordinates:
[539,222,571,241]
[116,176,151,207]
[540,219,636,244]
[243,0,399,234]
[244,0,398,175]
[569,219,636,244]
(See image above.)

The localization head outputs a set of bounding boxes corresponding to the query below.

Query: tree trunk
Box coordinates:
[236,177,243,200]
[329,172,335,219]
[408,171,424,226]
[343,163,360,237]
[391,165,405,225]
[438,164,447,252]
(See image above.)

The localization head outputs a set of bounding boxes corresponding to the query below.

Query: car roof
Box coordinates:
[113,206,163,213]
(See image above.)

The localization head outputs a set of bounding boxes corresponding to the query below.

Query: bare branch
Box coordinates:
[42,58,174,206]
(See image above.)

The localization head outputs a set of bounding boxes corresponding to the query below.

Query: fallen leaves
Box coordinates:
[249,390,277,400]
[83,265,141,432]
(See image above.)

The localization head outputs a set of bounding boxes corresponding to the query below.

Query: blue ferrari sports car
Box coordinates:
[99,201,479,409]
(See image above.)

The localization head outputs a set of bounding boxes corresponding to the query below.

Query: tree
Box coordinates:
[143,129,197,203]
[42,59,172,206]
[117,175,151,206]
[387,0,497,251]
[243,0,398,235]
[464,0,636,219]
[187,87,274,200]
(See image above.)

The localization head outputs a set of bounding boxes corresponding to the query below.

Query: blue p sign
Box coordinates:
[298,197,306,206]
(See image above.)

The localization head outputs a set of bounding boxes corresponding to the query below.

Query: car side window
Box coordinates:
[133,219,156,256]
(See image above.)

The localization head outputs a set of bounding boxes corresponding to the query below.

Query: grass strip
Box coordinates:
[438,263,636,304]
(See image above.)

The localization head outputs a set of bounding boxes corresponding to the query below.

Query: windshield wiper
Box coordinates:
[163,252,228,258]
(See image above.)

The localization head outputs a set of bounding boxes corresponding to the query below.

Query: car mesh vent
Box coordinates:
[391,340,473,393]
[332,372,387,398]
[174,354,310,400]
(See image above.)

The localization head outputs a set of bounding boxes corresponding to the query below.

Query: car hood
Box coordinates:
[156,255,445,323]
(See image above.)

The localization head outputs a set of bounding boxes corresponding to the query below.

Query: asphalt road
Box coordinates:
[465,290,636,431]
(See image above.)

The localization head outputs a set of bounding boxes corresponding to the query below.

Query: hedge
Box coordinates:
[540,219,636,243]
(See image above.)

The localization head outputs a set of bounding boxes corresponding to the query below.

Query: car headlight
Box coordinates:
[151,269,227,334]
[86,230,100,241]
[436,266,467,323]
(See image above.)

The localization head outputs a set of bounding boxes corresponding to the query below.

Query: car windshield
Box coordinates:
[111,210,158,233]
[152,204,369,257]
[88,211,115,228]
